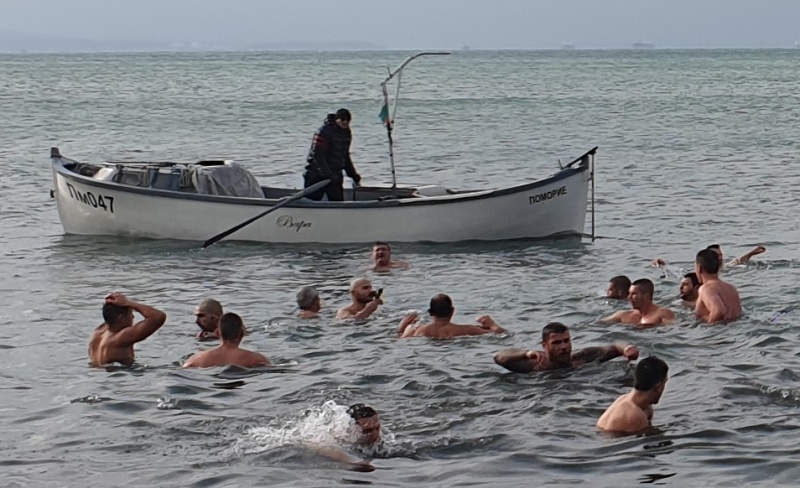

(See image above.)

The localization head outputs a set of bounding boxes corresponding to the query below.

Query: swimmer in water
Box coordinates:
[337,278,383,320]
[88,292,167,367]
[309,403,383,472]
[398,294,506,339]
[602,279,675,326]
[371,241,410,272]
[183,313,270,368]
[653,244,766,272]
[597,356,669,435]
[296,286,322,319]
[606,275,631,300]
[679,272,701,308]
[694,248,742,323]
[493,322,639,372]
[194,298,223,341]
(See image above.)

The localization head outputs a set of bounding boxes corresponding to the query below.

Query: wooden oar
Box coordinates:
[202,179,330,248]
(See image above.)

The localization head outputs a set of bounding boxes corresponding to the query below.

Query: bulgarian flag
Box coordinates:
[378,102,390,126]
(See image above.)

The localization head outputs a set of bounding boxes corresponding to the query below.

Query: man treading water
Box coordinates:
[183,312,270,368]
[88,293,167,367]
[493,322,639,372]
[296,286,322,319]
[397,294,506,339]
[694,248,742,323]
[606,275,631,300]
[602,279,675,326]
[371,242,410,272]
[679,272,701,308]
[337,278,383,320]
[596,356,669,435]
[194,298,223,341]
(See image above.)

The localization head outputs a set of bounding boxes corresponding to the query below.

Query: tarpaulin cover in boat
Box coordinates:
[189,162,263,198]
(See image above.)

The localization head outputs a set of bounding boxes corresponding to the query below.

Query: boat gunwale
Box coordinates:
[52,150,593,209]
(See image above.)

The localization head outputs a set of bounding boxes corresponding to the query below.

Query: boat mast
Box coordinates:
[379,51,450,196]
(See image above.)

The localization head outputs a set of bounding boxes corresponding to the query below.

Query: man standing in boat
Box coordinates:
[304,108,362,201]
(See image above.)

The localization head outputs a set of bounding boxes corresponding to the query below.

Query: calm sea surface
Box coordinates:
[1,49,799,487]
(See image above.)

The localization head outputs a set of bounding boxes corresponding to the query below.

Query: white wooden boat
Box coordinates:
[49,52,597,245]
[50,146,595,244]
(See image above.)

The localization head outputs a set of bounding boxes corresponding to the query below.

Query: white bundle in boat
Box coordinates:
[189,162,264,198]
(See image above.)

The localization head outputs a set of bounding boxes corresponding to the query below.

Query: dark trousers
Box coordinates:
[304,174,344,201]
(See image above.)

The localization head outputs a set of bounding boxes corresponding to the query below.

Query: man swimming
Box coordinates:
[398,293,506,339]
[88,292,167,367]
[653,244,766,272]
[371,241,410,272]
[183,313,270,368]
[602,279,675,326]
[606,275,632,299]
[296,286,322,319]
[596,356,669,435]
[694,248,743,323]
[194,298,223,341]
[679,272,701,308]
[308,403,383,472]
[493,322,639,373]
[337,278,383,320]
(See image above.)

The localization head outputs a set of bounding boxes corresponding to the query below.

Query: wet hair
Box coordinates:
[609,275,631,296]
[683,272,700,287]
[633,356,669,391]
[296,286,319,310]
[541,322,569,342]
[696,248,721,274]
[373,241,390,250]
[102,303,130,326]
[347,403,378,420]
[428,293,455,318]
[706,244,721,251]
[218,312,244,341]
[198,298,223,316]
[631,278,655,298]
[335,108,352,122]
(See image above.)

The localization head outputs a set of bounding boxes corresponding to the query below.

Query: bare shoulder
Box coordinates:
[247,350,270,367]
[336,307,352,319]
[598,399,649,434]
[182,350,208,368]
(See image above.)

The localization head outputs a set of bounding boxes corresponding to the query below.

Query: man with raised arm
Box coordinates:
[397,294,506,339]
[183,312,270,368]
[597,356,669,435]
[493,322,639,373]
[194,298,223,341]
[653,244,766,272]
[602,279,675,326]
[337,278,383,320]
[88,292,167,367]
[694,248,743,323]
[371,242,410,272]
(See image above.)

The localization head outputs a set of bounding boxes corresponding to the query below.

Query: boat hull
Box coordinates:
[51,151,593,244]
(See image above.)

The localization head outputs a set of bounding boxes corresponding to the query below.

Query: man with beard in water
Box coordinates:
[679,272,701,308]
[310,403,383,472]
[597,356,669,434]
[88,292,167,367]
[493,322,639,373]
[602,279,675,326]
[606,275,631,300]
[371,242,409,272]
[194,298,223,341]
[694,248,742,323]
[337,278,383,320]
[304,108,362,201]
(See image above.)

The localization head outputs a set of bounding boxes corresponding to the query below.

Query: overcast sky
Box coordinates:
[1,0,799,50]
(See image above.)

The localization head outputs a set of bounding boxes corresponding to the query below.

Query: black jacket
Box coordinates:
[304,114,360,182]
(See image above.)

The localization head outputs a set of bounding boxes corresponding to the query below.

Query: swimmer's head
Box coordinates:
[218,312,245,343]
[372,241,391,266]
[696,248,721,277]
[541,322,572,363]
[680,272,700,301]
[607,275,631,299]
[347,403,381,445]
[629,279,654,310]
[103,303,134,329]
[634,356,669,404]
[349,277,374,304]
[705,244,723,262]
[428,294,455,319]
[296,286,321,312]
[195,298,223,333]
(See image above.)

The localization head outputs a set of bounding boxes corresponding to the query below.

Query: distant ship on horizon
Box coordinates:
[632,41,655,49]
